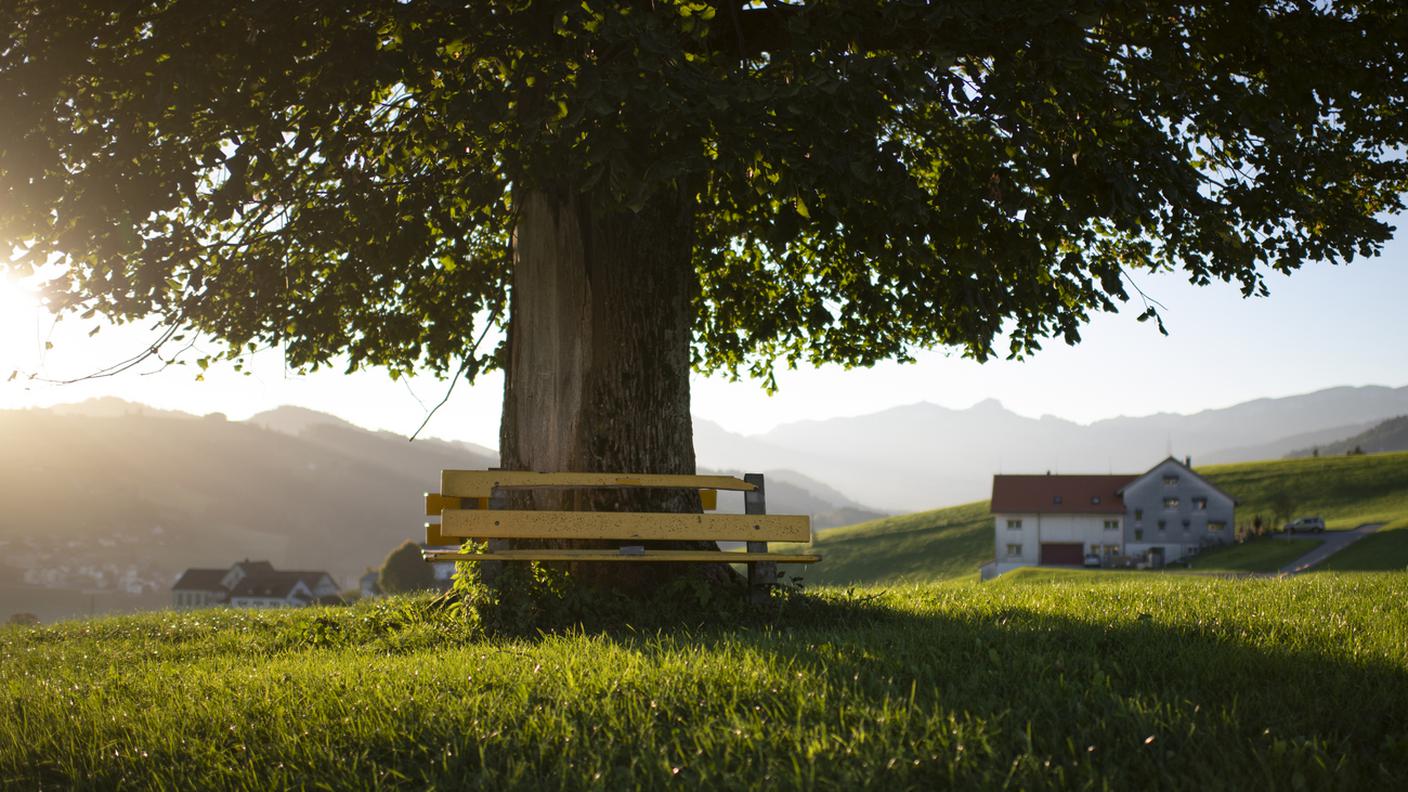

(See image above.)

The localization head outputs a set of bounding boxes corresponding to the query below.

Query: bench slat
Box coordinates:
[440,510,810,543]
[428,491,716,515]
[425,522,453,546]
[441,471,755,499]
[424,493,492,516]
[421,548,821,564]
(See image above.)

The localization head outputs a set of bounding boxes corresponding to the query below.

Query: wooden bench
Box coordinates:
[421,470,820,600]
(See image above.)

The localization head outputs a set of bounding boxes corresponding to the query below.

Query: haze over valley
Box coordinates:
[3,383,1406,621]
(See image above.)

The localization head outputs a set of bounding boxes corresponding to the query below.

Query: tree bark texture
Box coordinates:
[499,188,727,590]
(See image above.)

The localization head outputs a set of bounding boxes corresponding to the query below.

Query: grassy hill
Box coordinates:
[2,574,1405,788]
[1288,414,1408,457]
[792,500,993,586]
[1198,450,1408,530]
[796,451,1408,586]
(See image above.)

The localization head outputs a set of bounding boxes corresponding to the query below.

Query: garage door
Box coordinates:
[1040,542,1085,565]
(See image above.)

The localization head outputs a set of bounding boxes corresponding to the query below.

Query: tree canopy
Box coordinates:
[2,1,1405,387]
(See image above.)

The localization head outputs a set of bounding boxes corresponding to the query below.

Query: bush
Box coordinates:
[378,540,439,594]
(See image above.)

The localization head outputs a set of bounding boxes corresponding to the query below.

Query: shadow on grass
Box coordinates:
[8,583,1406,789]
[647,590,1408,788]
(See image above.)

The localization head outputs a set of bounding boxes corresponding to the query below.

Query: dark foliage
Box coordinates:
[378,540,438,594]
[3,1,1404,385]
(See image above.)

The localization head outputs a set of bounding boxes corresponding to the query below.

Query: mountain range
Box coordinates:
[693,384,1408,511]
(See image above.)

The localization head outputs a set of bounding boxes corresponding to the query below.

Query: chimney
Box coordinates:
[1184,455,1192,467]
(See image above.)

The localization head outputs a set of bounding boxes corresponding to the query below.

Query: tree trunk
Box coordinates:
[499,187,727,591]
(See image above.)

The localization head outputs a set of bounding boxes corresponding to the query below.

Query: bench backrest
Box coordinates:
[425,470,810,545]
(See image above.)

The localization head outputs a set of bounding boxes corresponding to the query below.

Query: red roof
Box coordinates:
[990,474,1134,514]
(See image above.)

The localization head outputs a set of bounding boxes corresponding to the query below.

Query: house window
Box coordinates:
[1134,529,1143,541]
[1163,497,1179,510]
[1134,509,1143,520]
[1006,543,1023,558]
[1157,519,1167,530]
[1103,520,1119,531]
[1053,495,1063,504]
[1006,519,1023,530]
[1193,497,1208,511]
[1163,475,1179,486]
[1182,518,1191,529]
[1208,521,1226,532]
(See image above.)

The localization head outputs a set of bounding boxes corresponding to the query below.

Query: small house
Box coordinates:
[171,560,340,609]
[985,457,1236,578]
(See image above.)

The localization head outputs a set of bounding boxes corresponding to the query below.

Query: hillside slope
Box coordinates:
[799,452,1408,585]
[1198,451,1408,529]
[1287,415,1408,458]
[791,501,993,586]
[0,409,497,607]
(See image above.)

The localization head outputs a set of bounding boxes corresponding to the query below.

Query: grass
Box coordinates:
[3,575,1408,789]
[1183,538,1322,574]
[1316,518,1408,573]
[792,500,992,586]
[1199,451,1408,531]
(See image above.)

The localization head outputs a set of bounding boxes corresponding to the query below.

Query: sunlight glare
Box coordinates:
[0,272,43,374]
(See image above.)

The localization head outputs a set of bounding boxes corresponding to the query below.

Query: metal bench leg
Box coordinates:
[744,473,776,605]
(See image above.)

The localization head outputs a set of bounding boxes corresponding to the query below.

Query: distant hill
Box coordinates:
[1286,415,1408,458]
[795,452,1408,585]
[789,501,994,587]
[0,403,499,621]
[697,384,1408,511]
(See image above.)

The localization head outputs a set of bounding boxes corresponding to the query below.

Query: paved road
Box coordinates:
[1274,523,1382,574]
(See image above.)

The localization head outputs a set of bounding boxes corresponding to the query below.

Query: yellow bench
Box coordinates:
[422,470,820,598]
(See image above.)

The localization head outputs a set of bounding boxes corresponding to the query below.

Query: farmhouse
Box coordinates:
[171,560,340,609]
[985,457,1236,578]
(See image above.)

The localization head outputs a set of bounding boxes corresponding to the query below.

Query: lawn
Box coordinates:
[1183,537,1321,573]
[3,575,1407,789]
[1316,518,1408,573]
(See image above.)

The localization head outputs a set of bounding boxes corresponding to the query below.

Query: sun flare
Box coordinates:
[0,274,43,370]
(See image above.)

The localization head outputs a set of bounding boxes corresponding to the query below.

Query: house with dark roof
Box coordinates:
[985,457,1236,578]
[171,560,340,609]
[171,568,229,609]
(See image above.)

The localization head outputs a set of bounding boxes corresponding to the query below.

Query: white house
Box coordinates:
[987,473,1130,578]
[985,457,1236,578]
[171,560,340,609]
[1119,457,1237,563]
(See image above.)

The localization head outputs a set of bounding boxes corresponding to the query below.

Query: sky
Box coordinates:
[2,233,1406,450]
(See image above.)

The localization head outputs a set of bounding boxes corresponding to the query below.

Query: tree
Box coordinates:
[3,2,1405,589]
[379,541,440,594]
[1269,489,1298,532]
